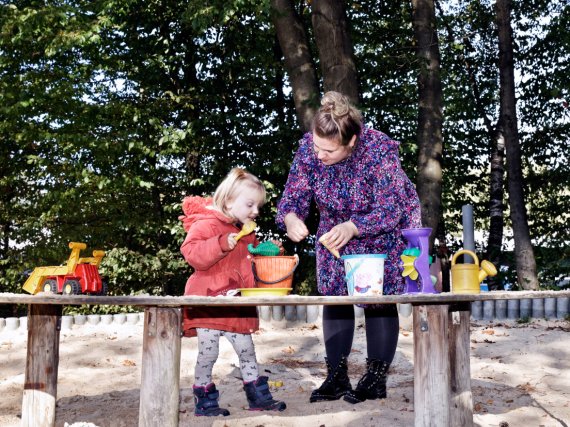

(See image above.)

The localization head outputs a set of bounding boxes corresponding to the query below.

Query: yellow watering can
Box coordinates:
[451,249,497,294]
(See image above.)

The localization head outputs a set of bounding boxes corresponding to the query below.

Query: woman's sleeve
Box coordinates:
[350,152,421,237]
[276,147,313,229]
[180,225,232,271]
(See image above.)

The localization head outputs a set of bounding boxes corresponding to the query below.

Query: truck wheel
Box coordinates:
[42,279,58,294]
[99,281,109,296]
[63,280,81,295]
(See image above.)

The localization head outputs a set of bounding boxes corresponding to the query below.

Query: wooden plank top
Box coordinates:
[1,290,568,307]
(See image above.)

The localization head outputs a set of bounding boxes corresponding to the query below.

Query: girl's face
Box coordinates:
[312,133,356,166]
[226,183,264,224]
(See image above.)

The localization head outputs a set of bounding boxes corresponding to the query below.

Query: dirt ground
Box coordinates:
[1,314,569,427]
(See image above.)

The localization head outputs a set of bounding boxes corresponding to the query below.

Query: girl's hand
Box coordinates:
[284,213,309,242]
[271,239,285,255]
[227,233,238,250]
[320,221,359,252]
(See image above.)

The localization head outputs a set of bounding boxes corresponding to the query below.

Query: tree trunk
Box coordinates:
[270,0,320,132]
[311,0,359,104]
[495,0,538,290]
[486,125,505,289]
[411,0,444,251]
[435,1,506,288]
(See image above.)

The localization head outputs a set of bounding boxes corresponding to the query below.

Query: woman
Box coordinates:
[276,91,421,404]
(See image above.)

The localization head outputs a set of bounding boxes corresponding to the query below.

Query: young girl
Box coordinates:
[180,168,286,417]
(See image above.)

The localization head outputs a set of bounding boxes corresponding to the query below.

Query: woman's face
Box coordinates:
[312,133,356,166]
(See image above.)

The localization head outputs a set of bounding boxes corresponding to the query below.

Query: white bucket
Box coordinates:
[341,254,386,296]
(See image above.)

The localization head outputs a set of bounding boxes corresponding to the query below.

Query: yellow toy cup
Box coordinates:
[451,249,497,294]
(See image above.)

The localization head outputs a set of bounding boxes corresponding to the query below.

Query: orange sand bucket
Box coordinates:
[251,255,299,288]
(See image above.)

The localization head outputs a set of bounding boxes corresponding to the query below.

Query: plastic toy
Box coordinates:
[235,221,256,241]
[401,248,423,281]
[233,288,292,296]
[22,242,107,295]
[450,249,497,294]
[319,235,340,258]
[248,241,281,256]
[400,228,437,294]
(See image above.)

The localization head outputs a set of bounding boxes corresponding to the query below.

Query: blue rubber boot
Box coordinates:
[243,376,286,411]
[193,383,230,416]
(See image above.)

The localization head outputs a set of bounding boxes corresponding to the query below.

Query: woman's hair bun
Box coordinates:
[321,92,350,118]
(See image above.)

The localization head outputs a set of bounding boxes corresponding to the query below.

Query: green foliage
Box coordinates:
[99,246,189,297]
[294,253,317,296]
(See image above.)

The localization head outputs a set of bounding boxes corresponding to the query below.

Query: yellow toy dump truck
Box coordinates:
[22,242,107,295]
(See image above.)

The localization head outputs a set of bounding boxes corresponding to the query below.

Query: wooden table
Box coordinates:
[1,290,568,427]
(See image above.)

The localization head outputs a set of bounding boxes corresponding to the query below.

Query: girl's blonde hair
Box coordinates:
[212,168,266,217]
[312,91,363,146]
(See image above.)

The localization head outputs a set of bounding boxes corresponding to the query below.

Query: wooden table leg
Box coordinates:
[22,304,62,427]
[139,307,182,427]
[413,304,450,427]
[449,302,473,426]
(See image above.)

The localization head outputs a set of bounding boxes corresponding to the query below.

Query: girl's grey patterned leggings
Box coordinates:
[194,328,259,386]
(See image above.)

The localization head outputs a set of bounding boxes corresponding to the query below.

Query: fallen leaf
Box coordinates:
[517,382,536,393]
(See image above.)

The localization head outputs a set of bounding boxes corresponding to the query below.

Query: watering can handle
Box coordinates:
[451,249,479,266]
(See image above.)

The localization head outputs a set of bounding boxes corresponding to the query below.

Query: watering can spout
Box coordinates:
[479,260,498,283]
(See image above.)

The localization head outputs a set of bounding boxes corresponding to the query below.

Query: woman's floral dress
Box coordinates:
[276,127,422,298]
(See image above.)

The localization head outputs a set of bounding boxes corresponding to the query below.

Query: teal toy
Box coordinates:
[248,241,280,256]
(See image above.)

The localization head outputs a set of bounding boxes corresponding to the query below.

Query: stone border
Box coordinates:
[0,312,144,333]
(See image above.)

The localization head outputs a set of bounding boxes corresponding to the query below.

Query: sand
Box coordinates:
[1,314,569,427]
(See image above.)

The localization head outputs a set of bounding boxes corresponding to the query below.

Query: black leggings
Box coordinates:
[322,304,399,369]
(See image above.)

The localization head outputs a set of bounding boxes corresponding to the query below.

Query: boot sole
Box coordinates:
[309,392,349,403]
[343,393,386,404]
[195,412,230,416]
[248,404,287,412]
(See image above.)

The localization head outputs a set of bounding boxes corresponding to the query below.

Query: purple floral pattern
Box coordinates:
[276,127,422,297]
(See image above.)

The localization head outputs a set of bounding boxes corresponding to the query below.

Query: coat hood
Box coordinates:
[179,196,231,232]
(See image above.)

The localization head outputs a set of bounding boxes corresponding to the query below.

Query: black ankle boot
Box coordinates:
[310,356,352,403]
[344,358,389,404]
[243,376,286,411]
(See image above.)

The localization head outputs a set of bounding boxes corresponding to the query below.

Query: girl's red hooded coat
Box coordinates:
[179,196,259,337]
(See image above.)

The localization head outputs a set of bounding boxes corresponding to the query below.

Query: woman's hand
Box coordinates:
[227,233,238,250]
[271,239,285,255]
[284,213,309,242]
[320,221,359,252]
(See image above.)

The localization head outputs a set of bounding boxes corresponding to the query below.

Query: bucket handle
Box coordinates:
[451,249,479,267]
[344,259,366,283]
[251,254,299,285]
